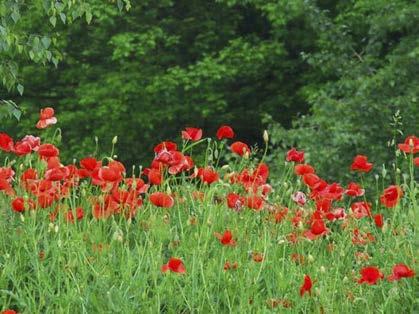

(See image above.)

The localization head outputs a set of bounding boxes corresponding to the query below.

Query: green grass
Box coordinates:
[0,135,417,313]
[0,181,417,313]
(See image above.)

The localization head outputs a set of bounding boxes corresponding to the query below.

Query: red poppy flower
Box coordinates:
[374,214,384,228]
[351,155,373,172]
[252,252,264,262]
[352,229,375,245]
[149,192,174,208]
[274,207,289,223]
[214,230,236,246]
[36,107,57,129]
[1,310,18,314]
[300,275,313,296]
[294,164,315,176]
[231,141,250,156]
[148,168,163,185]
[316,198,332,212]
[398,135,419,154]
[154,141,177,154]
[325,207,347,221]
[37,144,60,158]
[304,219,329,240]
[0,133,14,152]
[11,197,25,212]
[181,127,202,141]
[302,173,321,188]
[197,167,219,184]
[226,193,245,212]
[380,185,403,208]
[80,157,101,171]
[12,141,31,156]
[224,260,238,271]
[216,125,234,140]
[161,257,186,274]
[286,148,305,163]
[357,266,384,285]
[245,195,263,210]
[350,201,371,219]
[66,207,84,223]
[345,182,365,197]
[387,264,415,281]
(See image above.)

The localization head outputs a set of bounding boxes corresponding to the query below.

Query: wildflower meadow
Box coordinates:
[0,108,417,313]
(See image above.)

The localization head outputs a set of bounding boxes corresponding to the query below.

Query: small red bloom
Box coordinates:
[36,107,57,129]
[380,185,403,208]
[387,263,415,281]
[299,275,313,296]
[11,197,25,213]
[351,201,371,219]
[181,127,202,141]
[374,214,384,228]
[226,193,245,212]
[224,260,238,270]
[294,164,315,176]
[37,144,60,158]
[252,252,264,262]
[154,141,177,153]
[149,192,174,208]
[230,141,250,156]
[1,310,18,314]
[148,168,163,185]
[215,230,236,246]
[0,132,14,152]
[161,257,186,274]
[345,182,365,197]
[216,125,234,140]
[286,148,304,163]
[197,167,219,184]
[304,219,329,240]
[351,155,373,173]
[245,195,263,211]
[398,135,419,154]
[357,266,384,285]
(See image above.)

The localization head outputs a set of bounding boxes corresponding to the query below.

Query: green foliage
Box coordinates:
[265,0,419,180]
[0,0,131,92]
[1,0,417,178]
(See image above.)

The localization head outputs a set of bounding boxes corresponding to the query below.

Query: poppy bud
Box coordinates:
[308,254,314,263]
[263,130,269,143]
[320,266,326,273]
[112,136,118,144]
[20,214,25,222]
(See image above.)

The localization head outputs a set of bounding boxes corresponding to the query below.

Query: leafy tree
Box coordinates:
[265,0,419,180]
[0,0,130,119]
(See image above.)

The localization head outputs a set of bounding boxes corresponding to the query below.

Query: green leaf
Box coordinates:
[49,15,57,27]
[17,84,24,95]
[41,36,51,49]
[86,11,93,24]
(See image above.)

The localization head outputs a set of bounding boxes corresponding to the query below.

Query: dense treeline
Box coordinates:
[1,0,418,179]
